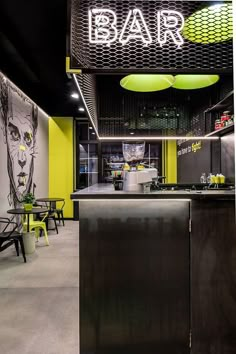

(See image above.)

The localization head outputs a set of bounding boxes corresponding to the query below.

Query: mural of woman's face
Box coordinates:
[6,91,35,200]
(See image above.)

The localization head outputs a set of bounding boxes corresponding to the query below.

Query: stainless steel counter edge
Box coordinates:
[71,184,235,200]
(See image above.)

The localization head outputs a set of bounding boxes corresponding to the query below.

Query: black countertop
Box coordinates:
[71,184,235,200]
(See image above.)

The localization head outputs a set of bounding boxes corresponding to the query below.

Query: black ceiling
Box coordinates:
[0,0,78,116]
[0,0,233,121]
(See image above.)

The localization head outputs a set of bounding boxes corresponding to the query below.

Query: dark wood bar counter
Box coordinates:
[71,185,235,354]
[71,183,235,200]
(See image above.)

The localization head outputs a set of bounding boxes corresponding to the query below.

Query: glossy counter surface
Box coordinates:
[71,183,235,200]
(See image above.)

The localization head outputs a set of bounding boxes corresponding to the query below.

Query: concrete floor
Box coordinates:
[0,220,79,354]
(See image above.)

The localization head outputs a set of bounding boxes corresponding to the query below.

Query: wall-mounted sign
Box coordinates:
[177,140,202,157]
[89,9,184,47]
[70,0,233,73]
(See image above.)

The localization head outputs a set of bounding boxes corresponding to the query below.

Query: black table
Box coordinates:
[36,198,64,213]
[7,208,48,232]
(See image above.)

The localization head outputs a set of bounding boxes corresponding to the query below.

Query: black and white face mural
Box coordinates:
[0,74,38,207]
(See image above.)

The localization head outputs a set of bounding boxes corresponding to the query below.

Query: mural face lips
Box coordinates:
[17,172,27,187]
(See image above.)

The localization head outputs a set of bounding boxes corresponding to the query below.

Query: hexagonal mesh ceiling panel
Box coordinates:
[77,74,233,138]
[70,0,233,73]
[76,73,98,131]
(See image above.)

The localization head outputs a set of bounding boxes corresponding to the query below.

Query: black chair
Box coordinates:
[45,211,58,234]
[0,217,26,263]
[54,200,65,226]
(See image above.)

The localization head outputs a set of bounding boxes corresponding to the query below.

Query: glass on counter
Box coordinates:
[207,173,225,185]
[200,172,206,183]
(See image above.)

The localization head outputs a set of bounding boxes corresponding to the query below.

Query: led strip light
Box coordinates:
[99,136,219,141]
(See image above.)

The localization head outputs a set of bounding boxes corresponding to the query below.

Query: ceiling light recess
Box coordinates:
[172,75,219,90]
[71,92,79,99]
[183,4,233,44]
[120,74,175,92]
[78,107,85,112]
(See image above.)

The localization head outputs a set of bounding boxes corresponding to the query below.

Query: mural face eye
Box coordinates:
[9,122,20,142]
[24,131,32,147]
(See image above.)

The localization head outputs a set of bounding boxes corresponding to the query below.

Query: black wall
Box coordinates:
[177,135,235,184]
[221,133,235,183]
[177,76,233,183]
[177,140,211,183]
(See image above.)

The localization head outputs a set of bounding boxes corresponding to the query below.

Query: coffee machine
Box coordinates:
[122,141,157,192]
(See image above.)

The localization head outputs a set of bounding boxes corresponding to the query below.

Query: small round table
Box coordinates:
[36,198,64,213]
[7,208,48,232]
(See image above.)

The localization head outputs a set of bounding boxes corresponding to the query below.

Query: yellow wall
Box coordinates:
[162,140,177,183]
[49,117,73,218]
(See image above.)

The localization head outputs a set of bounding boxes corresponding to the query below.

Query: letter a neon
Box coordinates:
[119,9,152,46]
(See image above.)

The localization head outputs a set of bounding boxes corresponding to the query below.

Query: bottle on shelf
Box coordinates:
[220,110,231,127]
[228,114,234,126]
[215,119,223,130]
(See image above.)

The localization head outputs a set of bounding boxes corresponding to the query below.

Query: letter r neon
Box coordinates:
[157,10,184,47]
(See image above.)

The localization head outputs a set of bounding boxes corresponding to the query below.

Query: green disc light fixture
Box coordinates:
[183,3,233,44]
[172,75,220,90]
[120,74,175,92]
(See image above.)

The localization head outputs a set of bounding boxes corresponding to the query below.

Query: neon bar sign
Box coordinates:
[89,8,184,47]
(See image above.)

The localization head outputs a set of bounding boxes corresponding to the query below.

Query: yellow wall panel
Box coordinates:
[162,140,177,183]
[49,117,73,218]
[166,140,177,183]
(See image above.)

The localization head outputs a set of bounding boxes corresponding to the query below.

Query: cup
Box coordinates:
[219,175,225,184]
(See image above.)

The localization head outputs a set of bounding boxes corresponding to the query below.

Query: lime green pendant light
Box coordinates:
[120,74,175,92]
[172,75,219,90]
[183,4,233,44]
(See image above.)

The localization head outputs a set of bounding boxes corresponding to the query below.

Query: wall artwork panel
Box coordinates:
[0,73,48,215]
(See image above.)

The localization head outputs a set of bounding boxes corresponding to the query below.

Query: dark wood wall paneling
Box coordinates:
[191,200,236,354]
[221,133,235,183]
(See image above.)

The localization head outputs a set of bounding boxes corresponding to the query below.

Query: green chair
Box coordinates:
[23,213,49,246]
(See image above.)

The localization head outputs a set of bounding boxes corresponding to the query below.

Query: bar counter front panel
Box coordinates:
[80,200,190,354]
[73,185,236,354]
